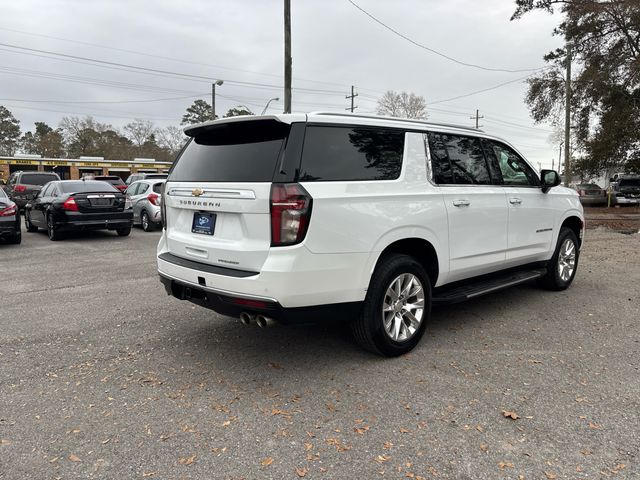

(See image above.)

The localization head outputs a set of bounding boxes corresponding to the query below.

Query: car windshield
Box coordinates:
[20,174,58,186]
[619,179,640,187]
[577,184,600,189]
[97,177,125,185]
[59,181,119,193]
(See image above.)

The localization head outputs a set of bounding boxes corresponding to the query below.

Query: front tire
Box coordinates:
[537,227,579,291]
[116,227,131,237]
[351,254,431,357]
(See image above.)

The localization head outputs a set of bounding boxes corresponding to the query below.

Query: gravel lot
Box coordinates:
[1,223,638,479]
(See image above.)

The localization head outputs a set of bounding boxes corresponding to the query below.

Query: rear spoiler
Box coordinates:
[183,114,306,137]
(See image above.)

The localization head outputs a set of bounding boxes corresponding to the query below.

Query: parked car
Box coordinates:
[0,187,21,244]
[125,173,168,186]
[157,113,584,356]
[24,180,133,241]
[5,171,61,210]
[125,179,165,231]
[571,183,607,206]
[83,175,127,192]
[611,177,640,205]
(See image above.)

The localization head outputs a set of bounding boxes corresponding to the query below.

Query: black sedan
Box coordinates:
[24,180,133,241]
[0,187,21,244]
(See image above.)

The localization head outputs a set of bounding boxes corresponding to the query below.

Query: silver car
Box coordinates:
[125,179,165,231]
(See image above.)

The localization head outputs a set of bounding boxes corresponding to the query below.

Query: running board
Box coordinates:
[432,268,547,305]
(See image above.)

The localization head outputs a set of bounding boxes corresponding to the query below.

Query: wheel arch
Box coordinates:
[559,213,584,247]
[369,237,441,288]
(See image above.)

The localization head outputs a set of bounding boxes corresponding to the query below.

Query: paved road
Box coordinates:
[1,225,638,479]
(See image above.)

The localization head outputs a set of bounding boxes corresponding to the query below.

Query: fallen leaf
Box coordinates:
[326,402,336,412]
[296,466,308,477]
[178,454,196,465]
[354,425,370,435]
[399,427,411,433]
[502,410,520,420]
[304,443,313,451]
[498,461,514,470]
[268,362,282,369]
[576,466,583,472]
[479,443,489,452]
[261,457,274,467]
[476,425,485,433]
[69,454,82,462]
[222,420,231,427]
[383,441,393,450]
[588,422,600,429]
[544,472,557,479]
[142,472,158,477]
[101,438,110,445]
[376,454,392,463]
[0,439,11,446]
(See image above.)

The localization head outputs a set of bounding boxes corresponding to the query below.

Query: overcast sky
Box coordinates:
[1,0,564,168]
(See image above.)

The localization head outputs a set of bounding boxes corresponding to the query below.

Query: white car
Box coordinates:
[157,112,584,356]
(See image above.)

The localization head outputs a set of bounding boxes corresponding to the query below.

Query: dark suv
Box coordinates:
[5,171,61,210]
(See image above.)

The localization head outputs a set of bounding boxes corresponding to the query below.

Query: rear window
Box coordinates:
[152,182,164,194]
[170,120,290,182]
[19,173,59,186]
[619,179,640,187]
[60,181,119,193]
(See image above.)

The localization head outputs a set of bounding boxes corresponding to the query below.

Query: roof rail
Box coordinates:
[309,111,482,132]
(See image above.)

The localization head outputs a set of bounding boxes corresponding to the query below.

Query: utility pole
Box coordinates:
[563,44,572,186]
[211,80,223,120]
[470,109,484,129]
[557,142,563,173]
[345,85,358,112]
[284,0,292,113]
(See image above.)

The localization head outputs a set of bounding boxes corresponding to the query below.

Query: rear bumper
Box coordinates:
[0,217,20,236]
[54,211,133,231]
[156,232,370,309]
[613,196,640,205]
[579,197,606,205]
[159,272,362,324]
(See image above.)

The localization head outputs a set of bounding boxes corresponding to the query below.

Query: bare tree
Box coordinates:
[377,91,428,119]
[157,126,187,156]
[124,119,156,147]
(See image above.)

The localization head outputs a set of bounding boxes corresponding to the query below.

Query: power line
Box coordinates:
[0,93,206,105]
[346,0,543,74]
[427,75,533,105]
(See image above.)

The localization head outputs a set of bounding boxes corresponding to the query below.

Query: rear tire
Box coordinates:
[141,210,154,232]
[47,214,62,241]
[25,212,38,232]
[351,254,431,357]
[7,232,21,244]
[116,227,131,237]
[537,227,579,291]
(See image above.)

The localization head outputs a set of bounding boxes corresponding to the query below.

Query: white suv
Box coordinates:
[157,112,584,356]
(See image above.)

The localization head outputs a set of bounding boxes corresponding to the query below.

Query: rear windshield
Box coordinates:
[99,177,125,185]
[577,184,600,188]
[145,174,168,179]
[20,173,59,186]
[170,120,290,182]
[619,179,640,187]
[60,181,119,193]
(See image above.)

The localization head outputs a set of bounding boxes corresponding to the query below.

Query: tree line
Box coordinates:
[0,102,255,161]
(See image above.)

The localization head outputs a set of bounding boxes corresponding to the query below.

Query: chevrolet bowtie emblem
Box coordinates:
[191,188,204,197]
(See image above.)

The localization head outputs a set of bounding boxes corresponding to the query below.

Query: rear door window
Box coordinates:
[427,133,491,185]
[169,120,290,182]
[299,126,405,181]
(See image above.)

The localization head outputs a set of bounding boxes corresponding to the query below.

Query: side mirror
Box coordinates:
[541,169,561,193]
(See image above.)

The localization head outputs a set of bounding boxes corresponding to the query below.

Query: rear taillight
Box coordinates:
[14,185,26,193]
[161,184,167,229]
[270,183,312,246]
[0,204,17,216]
[62,197,78,211]
[147,193,161,206]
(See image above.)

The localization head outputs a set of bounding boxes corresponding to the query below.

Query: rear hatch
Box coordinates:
[164,118,293,273]
[16,173,59,200]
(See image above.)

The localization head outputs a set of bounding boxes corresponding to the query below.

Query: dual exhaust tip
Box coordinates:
[239,312,276,328]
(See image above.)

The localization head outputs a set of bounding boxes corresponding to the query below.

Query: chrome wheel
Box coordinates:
[382,273,425,342]
[557,238,576,282]
[141,211,149,231]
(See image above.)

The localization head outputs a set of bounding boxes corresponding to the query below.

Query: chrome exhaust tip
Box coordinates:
[255,315,276,328]
[239,312,254,325]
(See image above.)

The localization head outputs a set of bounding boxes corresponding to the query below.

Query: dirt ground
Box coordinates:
[584,206,640,234]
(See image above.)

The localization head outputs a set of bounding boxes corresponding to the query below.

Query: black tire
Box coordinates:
[351,254,431,357]
[7,232,21,244]
[537,227,580,291]
[46,214,63,241]
[116,227,131,237]
[25,212,38,232]
[141,210,154,232]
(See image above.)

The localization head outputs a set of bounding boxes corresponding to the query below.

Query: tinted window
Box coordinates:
[60,181,119,193]
[20,173,59,186]
[170,120,289,182]
[300,126,404,181]
[427,133,490,185]
[152,182,164,194]
[619,179,640,187]
[483,140,539,186]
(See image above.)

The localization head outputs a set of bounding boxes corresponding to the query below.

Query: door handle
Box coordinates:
[509,197,522,205]
[452,199,470,207]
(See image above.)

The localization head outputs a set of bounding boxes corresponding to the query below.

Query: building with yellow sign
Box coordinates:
[0,155,173,183]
